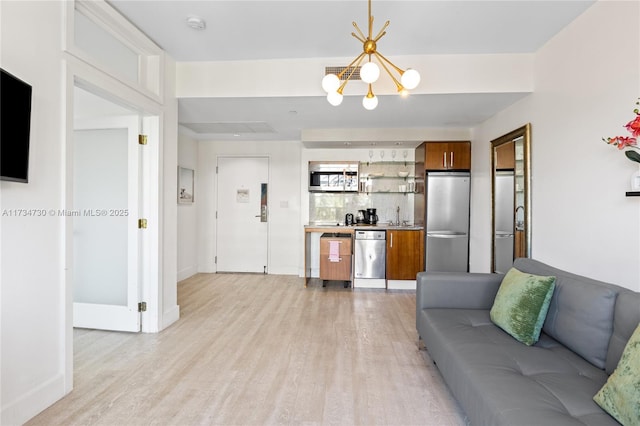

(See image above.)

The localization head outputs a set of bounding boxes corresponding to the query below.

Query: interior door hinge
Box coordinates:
[138,134,148,145]
[216,166,218,174]
[214,256,217,264]
[138,302,147,312]
[138,218,148,229]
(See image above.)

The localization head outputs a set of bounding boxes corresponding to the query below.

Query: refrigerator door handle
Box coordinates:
[495,233,514,238]
[427,232,467,238]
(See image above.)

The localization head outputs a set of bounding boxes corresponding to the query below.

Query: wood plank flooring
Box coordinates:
[27,274,466,426]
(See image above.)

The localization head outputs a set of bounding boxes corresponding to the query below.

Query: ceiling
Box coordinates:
[108,0,595,145]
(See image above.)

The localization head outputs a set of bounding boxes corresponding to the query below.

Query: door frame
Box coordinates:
[215,155,270,273]
[64,56,162,392]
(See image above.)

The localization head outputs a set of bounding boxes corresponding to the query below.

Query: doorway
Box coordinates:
[216,157,269,273]
[71,85,152,332]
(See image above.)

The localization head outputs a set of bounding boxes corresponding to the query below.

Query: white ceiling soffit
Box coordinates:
[179,122,276,134]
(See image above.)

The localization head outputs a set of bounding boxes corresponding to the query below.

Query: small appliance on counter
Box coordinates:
[345,213,354,226]
[356,210,366,224]
[365,208,378,225]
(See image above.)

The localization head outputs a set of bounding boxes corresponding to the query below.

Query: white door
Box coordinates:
[72,114,142,332]
[216,157,269,273]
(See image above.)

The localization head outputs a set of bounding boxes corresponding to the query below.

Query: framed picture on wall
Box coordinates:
[178,166,194,204]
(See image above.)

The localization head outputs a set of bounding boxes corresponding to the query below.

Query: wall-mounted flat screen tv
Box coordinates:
[1,68,32,183]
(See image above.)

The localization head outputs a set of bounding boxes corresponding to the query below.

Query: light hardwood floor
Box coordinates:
[28,274,466,426]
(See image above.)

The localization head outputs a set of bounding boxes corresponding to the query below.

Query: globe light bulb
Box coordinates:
[327,91,344,106]
[362,94,378,110]
[360,61,380,84]
[401,68,420,90]
[321,74,340,93]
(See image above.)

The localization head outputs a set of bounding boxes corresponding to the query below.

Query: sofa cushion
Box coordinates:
[490,267,556,345]
[594,323,640,426]
[419,308,616,425]
[513,258,617,369]
[606,290,640,374]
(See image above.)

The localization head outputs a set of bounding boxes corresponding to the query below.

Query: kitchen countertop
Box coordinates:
[305,224,424,231]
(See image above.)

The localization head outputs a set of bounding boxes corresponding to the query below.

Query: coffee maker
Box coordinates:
[356,210,366,224]
[365,208,378,225]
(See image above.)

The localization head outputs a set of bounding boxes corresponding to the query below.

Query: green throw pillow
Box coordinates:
[594,323,640,426]
[490,267,556,346]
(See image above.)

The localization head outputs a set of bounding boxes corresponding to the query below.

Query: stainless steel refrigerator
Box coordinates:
[425,172,470,272]
[494,171,515,273]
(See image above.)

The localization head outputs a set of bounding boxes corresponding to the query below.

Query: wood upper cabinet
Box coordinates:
[386,230,425,280]
[495,141,515,170]
[424,141,471,171]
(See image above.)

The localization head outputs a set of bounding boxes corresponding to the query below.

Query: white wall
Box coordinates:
[197,140,302,275]
[1,1,180,423]
[470,0,640,291]
[160,55,180,329]
[177,133,198,281]
[1,2,67,424]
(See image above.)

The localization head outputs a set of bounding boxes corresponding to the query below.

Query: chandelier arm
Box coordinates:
[352,22,366,42]
[373,21,389,42]
[373,52,404,92]
[338,53,367,92]
[337,52,367,79]
[373,31,386,43]
[369,15,374,39]
[351,32,366,44]
[374,51,404,75]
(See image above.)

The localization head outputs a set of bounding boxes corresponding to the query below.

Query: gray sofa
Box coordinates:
[416,258,640,425]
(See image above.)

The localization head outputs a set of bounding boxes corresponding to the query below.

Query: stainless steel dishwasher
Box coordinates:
[354,230,386,288]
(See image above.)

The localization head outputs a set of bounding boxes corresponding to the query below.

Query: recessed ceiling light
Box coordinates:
[186,16,206,30]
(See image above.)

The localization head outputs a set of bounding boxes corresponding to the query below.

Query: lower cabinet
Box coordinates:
[319,234,352,282]
[386,230,425,280]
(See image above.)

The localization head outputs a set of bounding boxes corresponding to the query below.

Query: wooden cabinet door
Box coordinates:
[424,142,471,171]
[495,142,515,170]
[386,230,425,280]
[449,142,471,170]
[320,236,352,281]
[424,142,449,170]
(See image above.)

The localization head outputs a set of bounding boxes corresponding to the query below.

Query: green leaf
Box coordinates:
[625,150,640,163]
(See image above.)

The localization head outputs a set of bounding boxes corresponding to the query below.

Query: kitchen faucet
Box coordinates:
[515,205,524,230]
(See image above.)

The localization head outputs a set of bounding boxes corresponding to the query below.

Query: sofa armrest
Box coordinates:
[416,271,504,311]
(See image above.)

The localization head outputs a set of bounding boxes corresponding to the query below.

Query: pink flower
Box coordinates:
[606,136,637,149]
[624,113,640,137]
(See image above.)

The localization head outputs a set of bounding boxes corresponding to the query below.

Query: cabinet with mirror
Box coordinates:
[490,124,531,273]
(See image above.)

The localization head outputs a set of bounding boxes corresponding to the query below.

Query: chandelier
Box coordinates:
[321,0,421,110]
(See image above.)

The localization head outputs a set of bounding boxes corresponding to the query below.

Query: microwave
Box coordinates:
[308,161,359,192]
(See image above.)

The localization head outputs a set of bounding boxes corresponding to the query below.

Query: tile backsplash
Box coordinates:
[309,192,415,225]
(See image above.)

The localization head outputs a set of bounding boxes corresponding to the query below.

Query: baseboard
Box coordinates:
[161,305,180,330]
[1,373,66,426]
[353,278,386,289]
[387,279,417,290]
[177,265,197,282]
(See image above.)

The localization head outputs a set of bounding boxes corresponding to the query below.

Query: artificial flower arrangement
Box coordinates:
[603,99,640,163]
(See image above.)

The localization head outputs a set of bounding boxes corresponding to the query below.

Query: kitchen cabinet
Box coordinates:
[423,142,471,171]
[358,161,416,193]
[319,233,352,285]
[495,141,515,170]
[386,229,424,280]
